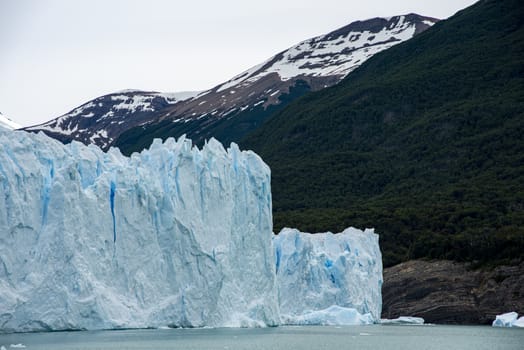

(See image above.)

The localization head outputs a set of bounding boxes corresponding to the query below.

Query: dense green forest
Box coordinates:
[242,0,524,267]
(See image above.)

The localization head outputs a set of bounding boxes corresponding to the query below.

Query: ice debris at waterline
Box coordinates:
[492,312,524,328]
[0,129,383,332]
[0,130,277,332]
[381,316,425,325]
[274,227,382,325]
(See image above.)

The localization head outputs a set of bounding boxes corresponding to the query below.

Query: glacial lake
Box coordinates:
[1,325,523,350]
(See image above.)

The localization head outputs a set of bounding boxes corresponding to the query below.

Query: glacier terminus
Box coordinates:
[275,228,382,325]
[0,128,382,332]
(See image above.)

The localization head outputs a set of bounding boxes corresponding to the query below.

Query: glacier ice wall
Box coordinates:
[0,129,384,332]
[274,227,382,325]
[0,129,278,332]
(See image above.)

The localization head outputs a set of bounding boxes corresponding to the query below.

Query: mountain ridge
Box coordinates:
[241,0,524,267]
[25,14,438,152]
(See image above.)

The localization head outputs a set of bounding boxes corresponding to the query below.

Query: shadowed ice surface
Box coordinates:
[1,325,523,350]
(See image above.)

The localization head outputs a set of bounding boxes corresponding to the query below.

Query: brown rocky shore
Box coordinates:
[382,260,524,324]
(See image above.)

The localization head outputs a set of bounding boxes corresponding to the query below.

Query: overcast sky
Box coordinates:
[1,0,477,127]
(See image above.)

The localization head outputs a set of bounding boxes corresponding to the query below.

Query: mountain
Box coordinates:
[24,91,200,149]
[242,0,524,267]
[25,14,438,153]
[0,112,21,130]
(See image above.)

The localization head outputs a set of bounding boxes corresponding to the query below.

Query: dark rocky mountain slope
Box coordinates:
[382,259,524,324]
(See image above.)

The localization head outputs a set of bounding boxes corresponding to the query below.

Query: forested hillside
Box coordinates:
[243,0,524,267]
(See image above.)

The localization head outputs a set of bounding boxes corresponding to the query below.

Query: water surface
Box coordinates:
[1,325,523,350]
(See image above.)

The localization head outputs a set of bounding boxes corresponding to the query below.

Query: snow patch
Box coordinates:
[0,112,21,130]
[155,91,203,102]
[222,107,237,117]
[214,15,436,92]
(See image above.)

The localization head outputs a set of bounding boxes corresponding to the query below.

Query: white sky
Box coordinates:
[0,0,477,127]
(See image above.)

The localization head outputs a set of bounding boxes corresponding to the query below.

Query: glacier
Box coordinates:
[0,129,277,332]
[0,128,383,332]
[274,227,382,325]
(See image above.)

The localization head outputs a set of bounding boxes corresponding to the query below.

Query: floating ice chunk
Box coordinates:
[492,312,518,327]
[514,316,524,328]
[492,312,523,327]
[381,316,425,325]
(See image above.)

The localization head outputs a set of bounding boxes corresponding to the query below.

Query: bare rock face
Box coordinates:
[382,260,524,324]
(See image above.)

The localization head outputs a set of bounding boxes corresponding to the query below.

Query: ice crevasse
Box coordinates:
[0,129,382,332]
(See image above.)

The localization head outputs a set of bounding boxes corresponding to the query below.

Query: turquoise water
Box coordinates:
[1,325,523,350]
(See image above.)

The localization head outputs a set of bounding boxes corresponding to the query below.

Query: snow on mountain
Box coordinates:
[215,14,434,92]
[113,89,203,103]
[275,227,382,325]
[25,14,437,151]
[0,112,21,130]
[141,14,439,143]
[0,129,383,332]
[25,90,202,149]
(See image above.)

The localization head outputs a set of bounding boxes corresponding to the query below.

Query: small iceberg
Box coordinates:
[381,316,425,325]
[492,312,524,328]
